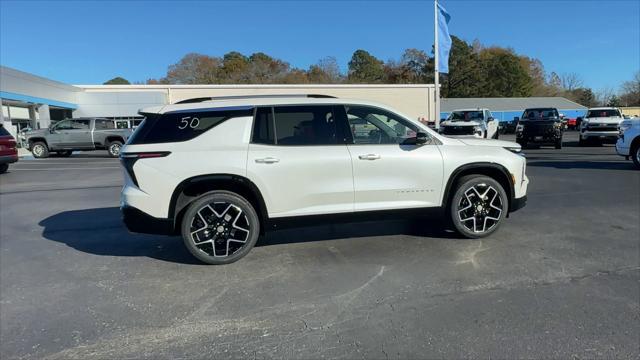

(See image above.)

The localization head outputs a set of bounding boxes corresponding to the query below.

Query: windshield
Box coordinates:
[522,108,558,120]
[448,111,483,121]
[587,109,621,118]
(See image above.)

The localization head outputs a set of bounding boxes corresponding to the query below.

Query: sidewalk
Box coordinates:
[18,148,32,158]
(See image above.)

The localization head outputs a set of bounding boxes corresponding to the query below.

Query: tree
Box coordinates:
[607,94,622,107]
[348,50,385,83]
[620,71,640,106]
[561,72,584,92]
[103,77,130,85]
[308,56,342,83]
[162,53,220,84]
[567,88,597,107]
[478,47,533,97]
[441,36,483,97]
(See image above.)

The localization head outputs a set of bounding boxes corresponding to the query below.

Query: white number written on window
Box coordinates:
[178,117,200,130]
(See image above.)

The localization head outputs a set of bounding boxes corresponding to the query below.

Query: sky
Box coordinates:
[1,0,638,92]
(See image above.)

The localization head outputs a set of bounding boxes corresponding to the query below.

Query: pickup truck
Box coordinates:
[579,107,624,146]
[24,118,133,158]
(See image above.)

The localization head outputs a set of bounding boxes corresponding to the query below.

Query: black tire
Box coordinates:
[181,191,260,265]
[578,136,588,147]
[57,150,73,157]
[494,131,499,139]
[449,175,509,239]
[555,139,562,149]
[31,142,49,158]
[107,141,123,158]
[631,142,640,170]
[0,163,8,174]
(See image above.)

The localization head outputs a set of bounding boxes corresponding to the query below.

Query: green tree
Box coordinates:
[479,47,533,97]
[348,50,385,83]
[103,76,130,85]
[607,95,622,107]
[568,88,597,107]
[441,36,483,97]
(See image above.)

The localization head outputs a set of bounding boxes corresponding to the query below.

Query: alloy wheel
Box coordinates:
[32,144,44,157]
[189,201,251,258]
[456,182,504,233]
[636,146,640,164]
[109,143,121,156]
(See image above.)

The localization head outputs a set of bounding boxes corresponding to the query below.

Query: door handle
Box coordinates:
[255,157,280,164]
[358,154,381,160]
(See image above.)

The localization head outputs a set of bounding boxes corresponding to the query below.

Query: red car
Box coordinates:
[566,117,577,130]
[0,124,18,174]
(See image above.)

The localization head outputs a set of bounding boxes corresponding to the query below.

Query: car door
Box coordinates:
[342,105,444,212]
[246,105,354,218]
[63,119,93,148]
[47,120,71,149]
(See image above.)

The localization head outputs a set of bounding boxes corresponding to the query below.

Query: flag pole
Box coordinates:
[434,0,440,129]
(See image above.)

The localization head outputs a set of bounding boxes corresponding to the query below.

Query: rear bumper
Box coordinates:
[121,205,174,235]
[0,154,18,164]
[510,195,527,213]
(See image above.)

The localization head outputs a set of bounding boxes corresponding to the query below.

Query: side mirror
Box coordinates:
[487,117,495,122]
[404,132,429,145]
[514,117,520,122]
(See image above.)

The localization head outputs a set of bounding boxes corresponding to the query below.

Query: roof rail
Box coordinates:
[174,94,336,104]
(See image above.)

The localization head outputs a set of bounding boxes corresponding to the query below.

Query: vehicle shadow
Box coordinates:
[39,207,463,264]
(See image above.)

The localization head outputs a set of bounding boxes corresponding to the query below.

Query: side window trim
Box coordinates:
[343,104,425,146]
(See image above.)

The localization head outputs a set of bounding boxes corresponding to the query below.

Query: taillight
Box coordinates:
[119,152,170,186]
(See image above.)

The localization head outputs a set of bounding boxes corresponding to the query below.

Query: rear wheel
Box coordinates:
[450,175,508,238]
[107,141,123,158]
[31,142,49,158]
[181,191,260,265]
[0,163,8,174]
[555,138,562,149]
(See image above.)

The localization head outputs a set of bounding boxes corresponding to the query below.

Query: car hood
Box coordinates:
[456,137,521,149]
[24,129,48,137]
[441,120,482,127]
[584,117,623,124]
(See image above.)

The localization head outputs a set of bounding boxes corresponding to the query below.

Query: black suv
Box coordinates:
[516,108,564,149]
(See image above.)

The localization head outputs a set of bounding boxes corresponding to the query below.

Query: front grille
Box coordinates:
[442,126,475,135]
[522,125,555,136]
[586,125,617,132]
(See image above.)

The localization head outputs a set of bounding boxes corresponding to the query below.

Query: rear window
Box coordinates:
[128,106,254,144]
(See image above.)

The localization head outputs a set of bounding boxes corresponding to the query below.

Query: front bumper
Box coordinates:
[0,154,18,164]
[581,130,618,140]
[121,205,174,235]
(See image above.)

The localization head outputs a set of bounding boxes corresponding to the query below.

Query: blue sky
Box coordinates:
[1,0,638,92]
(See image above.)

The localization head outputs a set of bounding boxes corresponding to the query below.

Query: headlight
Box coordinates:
[473,125,483,135]
[504,146,524,156]
[581,119,589,127]
[516,124,524,132]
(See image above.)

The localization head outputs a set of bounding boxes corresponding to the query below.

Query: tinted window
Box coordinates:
[273,106,337,145]
[587,109,621,118]
[128,107,254,144]
[95,119,115,130]
[54,120,73,130]
[252,107,275,144]
[346,105,418,144]
[70,119,90,130]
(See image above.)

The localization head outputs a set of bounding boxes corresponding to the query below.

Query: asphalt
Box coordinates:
[1,132,638,359]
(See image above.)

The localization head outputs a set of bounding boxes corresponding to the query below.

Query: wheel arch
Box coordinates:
[105,136,124,145]
[442,162,515,214]
[169,174,269,235]
[28,137,48,148]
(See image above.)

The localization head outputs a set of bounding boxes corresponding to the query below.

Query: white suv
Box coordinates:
[439,108,499,139]
[120,96,529,264]
[616,117,640,169]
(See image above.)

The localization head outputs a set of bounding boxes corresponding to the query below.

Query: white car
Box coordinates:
[120,96,529,264]
[439,108,499,139]
[616,117,640,169]
[579,107,624,146]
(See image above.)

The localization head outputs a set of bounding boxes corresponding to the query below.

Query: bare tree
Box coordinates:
[620,71,640,106]
[560,72,584,91]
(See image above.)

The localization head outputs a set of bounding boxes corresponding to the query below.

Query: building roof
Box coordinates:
[441,97,587,112]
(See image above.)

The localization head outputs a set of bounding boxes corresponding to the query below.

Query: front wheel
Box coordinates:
[450,175,508,238]
[555,139,563,149]
[0,163,8,174]
[181,191,260,265]
[31,142,49,158]
[107,141,123,158]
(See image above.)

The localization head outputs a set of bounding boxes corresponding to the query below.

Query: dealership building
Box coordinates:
[2,65,591,139]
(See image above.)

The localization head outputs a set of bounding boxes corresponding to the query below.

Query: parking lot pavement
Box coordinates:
[1,132,638,359]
